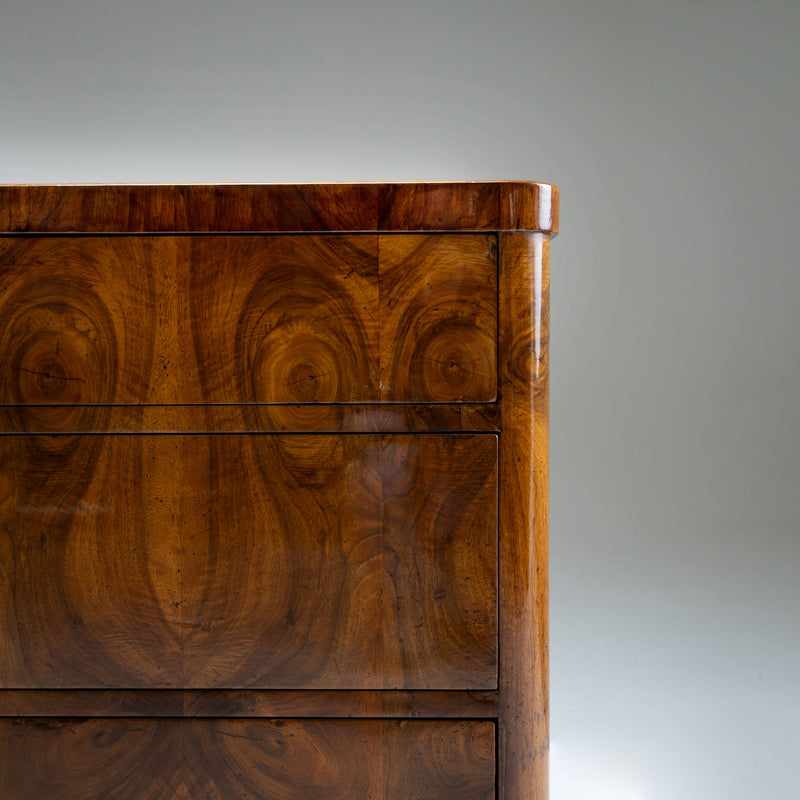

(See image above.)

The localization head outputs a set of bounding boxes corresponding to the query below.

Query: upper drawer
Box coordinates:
[0,234,497,405]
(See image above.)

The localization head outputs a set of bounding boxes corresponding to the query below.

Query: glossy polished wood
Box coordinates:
[498,232,550,800]
[379,234,497,401]
[188,235,380,403]
[0,181,557,799]
[0,433,183,688]
[0,403,500,434]
[0,689,498,718]
[0,237,166,406]
[0,234,496,404]
[0,434,497,690]
[0,718,495,799]
[0,181,558,233]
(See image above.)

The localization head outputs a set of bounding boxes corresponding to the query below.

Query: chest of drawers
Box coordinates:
[0,181,558,799]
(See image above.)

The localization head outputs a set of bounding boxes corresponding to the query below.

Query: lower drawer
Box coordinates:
[0,718,496,799]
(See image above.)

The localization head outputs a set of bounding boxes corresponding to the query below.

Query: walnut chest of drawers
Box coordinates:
[0,181,558,799]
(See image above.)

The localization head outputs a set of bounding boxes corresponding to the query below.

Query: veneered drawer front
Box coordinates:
[375,234,497,401]
[0,234,496,404]
[0,718,496,800]
[0,434,497,690]
[188,235,379,402]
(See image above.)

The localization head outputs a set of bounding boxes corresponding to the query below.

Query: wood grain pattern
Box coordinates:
[0,718,495,800]
[0,434,183,688]
[0,434,496,690]
[0,403,500,434]
[379,234,497,402]
[0,689,497,718]
[381,435,497,688]
[0,234,497,404]
[0,181,557,233]
[0,235,376,406]
[497,232,550,800]
[0,184,377,233]
[187,235,380,403]
[498,181,559,235]
[0,691,184,718]
[0,182,559,798]
[0,237,175,407]
[378,182,499,230]
[180,689,498,719]
[180,433,382,689]
[181,434,497,689]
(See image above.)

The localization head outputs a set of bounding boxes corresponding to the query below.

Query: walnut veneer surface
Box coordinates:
[0,181,557,799]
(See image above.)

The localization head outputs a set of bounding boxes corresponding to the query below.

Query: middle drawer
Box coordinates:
[0,433,497,691]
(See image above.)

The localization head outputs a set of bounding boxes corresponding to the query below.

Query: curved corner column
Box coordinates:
[498,231,550,800]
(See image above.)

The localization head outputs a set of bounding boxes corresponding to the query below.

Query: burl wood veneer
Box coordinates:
[0,181,558,800]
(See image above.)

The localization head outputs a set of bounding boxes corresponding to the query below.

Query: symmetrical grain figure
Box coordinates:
[0,182,557,800]
[189,235,380,403]
[0,234,497,406]
[0,434,497,690]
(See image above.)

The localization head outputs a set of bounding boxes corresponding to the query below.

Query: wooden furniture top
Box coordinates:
[0,181,558,234]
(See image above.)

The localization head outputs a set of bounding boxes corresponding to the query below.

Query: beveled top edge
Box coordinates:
[0,180,556,187]
[0,181,559,234]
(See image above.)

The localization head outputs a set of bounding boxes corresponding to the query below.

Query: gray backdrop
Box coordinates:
[2,0,798,796]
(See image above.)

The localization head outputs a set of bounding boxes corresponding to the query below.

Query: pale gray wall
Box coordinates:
[2,0,798,796]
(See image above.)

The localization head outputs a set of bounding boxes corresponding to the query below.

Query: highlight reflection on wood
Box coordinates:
[379,234,497,402]
[497,232,550,800]
[0,180,558,800]
[0,434,496,690]
[0,181,558,233]
[0,718,496,800]
[0,402,500,435]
